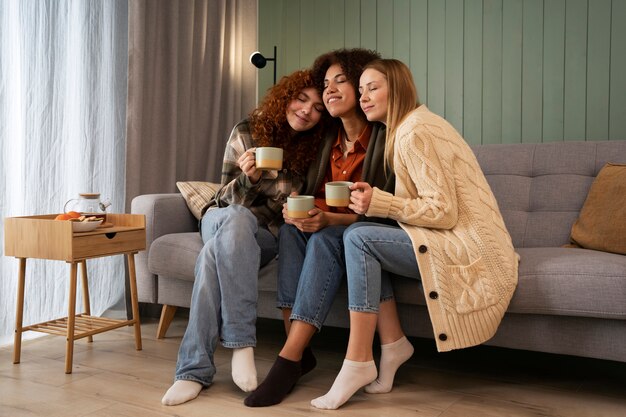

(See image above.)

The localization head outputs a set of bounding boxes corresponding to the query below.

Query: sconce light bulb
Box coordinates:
[249,51,267,69]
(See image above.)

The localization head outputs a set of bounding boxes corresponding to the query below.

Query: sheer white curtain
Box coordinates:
[0,0,128,345]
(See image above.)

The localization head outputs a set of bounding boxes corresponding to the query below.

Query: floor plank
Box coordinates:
[1,316,625,417]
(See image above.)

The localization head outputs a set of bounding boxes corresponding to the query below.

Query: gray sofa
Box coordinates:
[131,140,626,362]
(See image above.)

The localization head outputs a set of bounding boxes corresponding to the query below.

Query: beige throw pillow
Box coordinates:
[176,181,221,220]
[569,163,626,255]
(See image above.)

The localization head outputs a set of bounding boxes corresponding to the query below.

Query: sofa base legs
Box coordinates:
[157,305,178,339]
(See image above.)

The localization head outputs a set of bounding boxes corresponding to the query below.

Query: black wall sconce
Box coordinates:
[249,45,277,85]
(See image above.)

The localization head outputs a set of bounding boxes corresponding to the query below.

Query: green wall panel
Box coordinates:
[482,0,503,144]
[258,0,626,144]
[587,0,611,140]
[564,0,587,140]
[393,0,411,64]
[345,0,362,48]
[543,0,565,142]
[521,0,543,143]
[299,1,317,68]
[501,0,522,143]
[377,1,394,56]
[328,0,346,52]
[464,0,483,144]
[283,0,300,74]
[445,0,464,133]
[257,0,282,96]
[610,0,626,140]
[360,0,377,49]
[427,0,445,115]
[409,0,428,102]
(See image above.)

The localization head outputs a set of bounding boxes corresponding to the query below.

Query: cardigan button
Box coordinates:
[418,245,428,253]
[438,333,448,341]
[429,291,438,299]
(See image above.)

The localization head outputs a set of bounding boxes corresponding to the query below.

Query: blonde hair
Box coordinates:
[363,59,419,171]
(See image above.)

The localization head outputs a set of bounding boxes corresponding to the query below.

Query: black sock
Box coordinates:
[244,356,301,407]
[301,346,317,376]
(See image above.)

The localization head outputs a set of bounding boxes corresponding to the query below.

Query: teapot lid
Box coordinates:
[79,193,101,199]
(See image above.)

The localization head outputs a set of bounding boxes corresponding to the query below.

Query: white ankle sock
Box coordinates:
[232,347,257,392]
[310,359,377,410]
[365,336,414,394]
[161,380,203,406]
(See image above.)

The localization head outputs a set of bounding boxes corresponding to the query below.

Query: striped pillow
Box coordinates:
[176,181,221,220]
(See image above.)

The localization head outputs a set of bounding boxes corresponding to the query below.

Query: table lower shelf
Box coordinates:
[23,314,136,340]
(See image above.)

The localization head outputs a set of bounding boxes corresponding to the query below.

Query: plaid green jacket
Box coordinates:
[210,120,305,236]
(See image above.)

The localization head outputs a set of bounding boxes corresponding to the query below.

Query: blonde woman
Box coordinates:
[312,59,519,409]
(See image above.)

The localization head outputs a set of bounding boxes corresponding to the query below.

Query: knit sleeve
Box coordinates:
[364,187,394,218]
[368,122,458,229]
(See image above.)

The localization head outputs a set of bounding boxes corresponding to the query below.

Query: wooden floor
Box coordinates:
[1,316,625,417]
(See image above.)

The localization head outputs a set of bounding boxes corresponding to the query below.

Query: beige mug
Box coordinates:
[255,147,283,170]
[325,181,353,207]
[287,195,314,218]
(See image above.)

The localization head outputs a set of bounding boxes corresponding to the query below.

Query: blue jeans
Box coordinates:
[343,222,421,313]
[277,223,394,330]
[174,205,277,386]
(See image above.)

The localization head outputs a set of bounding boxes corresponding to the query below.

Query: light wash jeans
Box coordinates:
[277,222,394,330]
[174,205,277,386]
[343,222,421,313]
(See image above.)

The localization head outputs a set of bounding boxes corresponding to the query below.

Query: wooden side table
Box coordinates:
[4,213,146,373]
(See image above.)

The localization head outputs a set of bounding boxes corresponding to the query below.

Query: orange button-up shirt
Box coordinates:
[315,124,372,213]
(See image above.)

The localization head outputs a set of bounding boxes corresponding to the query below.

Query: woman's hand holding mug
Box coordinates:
[349,182,373,215]
[237,148,261,184]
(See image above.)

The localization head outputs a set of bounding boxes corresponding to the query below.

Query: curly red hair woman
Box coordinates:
[249,69,330,176]
[162,69,329,407]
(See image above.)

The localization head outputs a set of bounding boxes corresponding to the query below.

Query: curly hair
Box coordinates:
[248,69,329,176]
[311,48,381,119]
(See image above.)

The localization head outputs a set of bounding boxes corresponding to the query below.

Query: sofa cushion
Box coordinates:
[473,141,626,248]
[569,163,626,255]
[176,181,221,220]
[392,247,626,320]
[510,247,626,319]
[150,231,281,288]
[149,232,203,281]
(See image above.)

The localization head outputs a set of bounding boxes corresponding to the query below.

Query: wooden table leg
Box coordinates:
[13,258,26,364]
[127,253,142,350]
[80,260,93,343]
[65,262,78,374]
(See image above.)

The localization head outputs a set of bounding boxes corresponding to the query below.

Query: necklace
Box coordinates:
[341,124,367,156]
[342,123,368,143]
[341,131,356,158]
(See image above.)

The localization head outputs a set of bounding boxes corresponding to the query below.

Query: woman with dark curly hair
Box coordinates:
[162,69,329,406]
[244,48,396,407]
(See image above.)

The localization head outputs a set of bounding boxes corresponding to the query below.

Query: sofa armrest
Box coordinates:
[131,193,198,303]
[132,193,198,248]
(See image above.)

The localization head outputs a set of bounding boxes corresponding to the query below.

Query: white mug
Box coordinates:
[287,195,314,218]
[255,147,283,170]
[325,181,353,207]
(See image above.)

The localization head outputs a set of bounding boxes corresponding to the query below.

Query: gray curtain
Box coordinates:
[125,0,258,209]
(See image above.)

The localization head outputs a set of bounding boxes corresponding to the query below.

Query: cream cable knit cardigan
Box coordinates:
[366,105,519,352]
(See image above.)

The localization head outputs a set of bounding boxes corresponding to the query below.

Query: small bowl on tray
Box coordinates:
[71,218,103,232]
